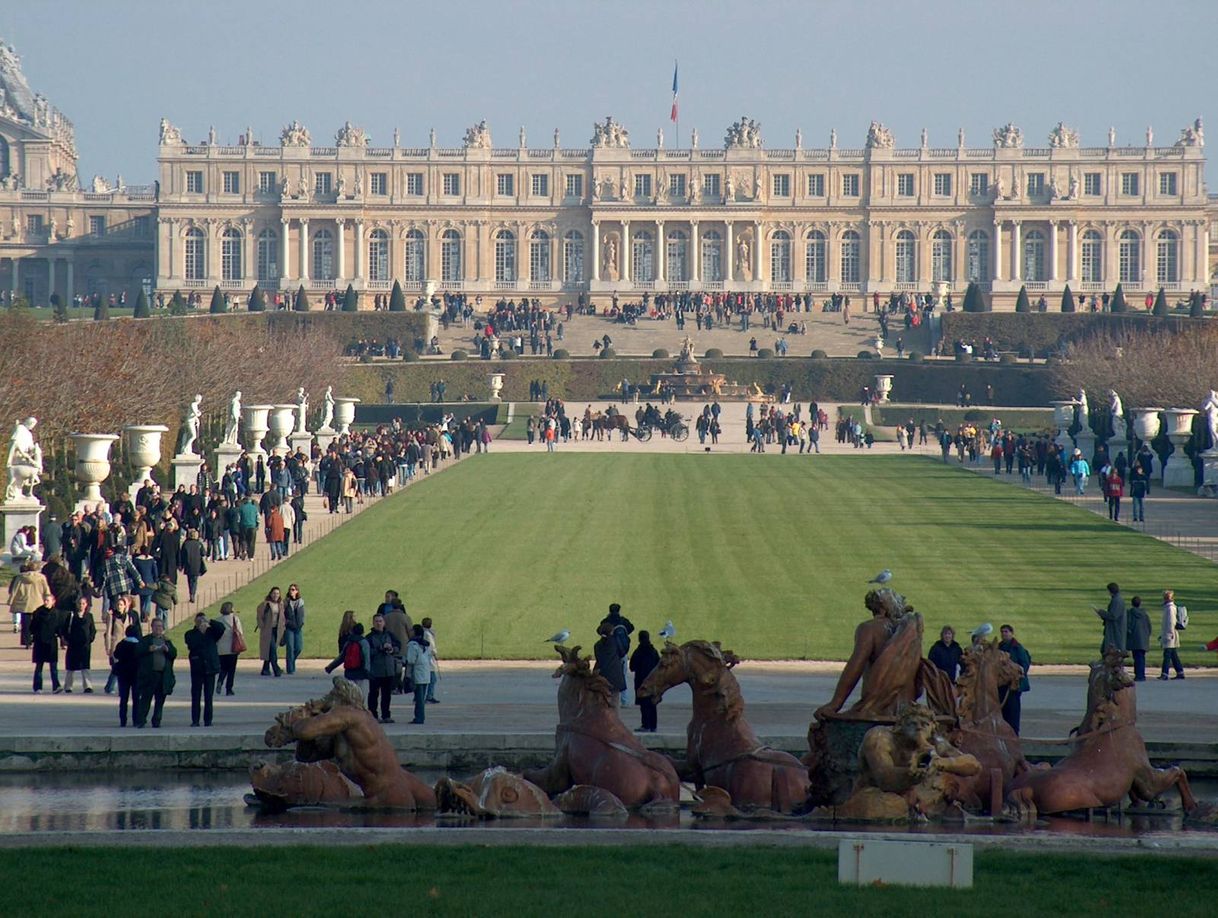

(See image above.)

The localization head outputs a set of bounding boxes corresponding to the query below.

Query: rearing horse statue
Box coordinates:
[639,640,811,814]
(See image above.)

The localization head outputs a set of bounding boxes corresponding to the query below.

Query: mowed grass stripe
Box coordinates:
[187,454,1216,664]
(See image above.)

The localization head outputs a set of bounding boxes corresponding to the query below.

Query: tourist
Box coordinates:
[996,624,1031,735]
[1158,590,1185,680]
[421,617,440,702]
[927,626,963,683]
[405,624,431,724]
[1103,467,1124,522]
[256,586,285,677]
[629,630,660,732]
[1095,582,1127,653]
[335,609,357,652]
[594,622,626,707]
[152,573,178,626]
[380,595,413,693]
[599,602,634,705]
[131,545,159,619]
[178,528,207,603]
[63,596,97,693]
[7,559,52,640]
[265,503,286,560]
[325,621,370,696]
[366,612,401,723]
[1126,596,1151,681]
[103,596,138,693]
[99,547,144,619]
[281,583,306,674]
[216,601,244,696]
[111,623,141,727]
[29,602,65,694]
[134,617,177,728]
[184,612,226,727]
[239,496,260,559]
[342,465,358,513]
[1068,449,1090,495]
[1129,462,1149,522]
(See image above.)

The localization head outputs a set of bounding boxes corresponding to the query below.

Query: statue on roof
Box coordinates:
[336,121,368,147]
[0,40,37,122]
[159,118,184,146]
[1175,117,1204,147]
[463,120,492,149]
[865,121,894,149]
[280,120,311,147]
[591,116,629,149]
[725,116,762,149]
[993,123,1024,149]
[1048,122,1079,149]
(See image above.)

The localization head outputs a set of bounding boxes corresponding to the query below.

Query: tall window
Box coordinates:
[703,174,721,198]
[442,173,460,196]
[897,174,915,197]
[666,230,688,282]
[1084,173,1102,196]
[769,230,791,283]
[185,171,203,193]
[1081,230,1103,283]
[312,229,335,281]
[405,173,424,195]
[1118,229,1141,283]
[222,171,240,194]
[966,230,990,282]
[1156,230,1179,284]
[404,229,425,282]
[631,230,654,282]
[1158,172,1178,196]
[89,216,106,237]
[840,230,861,283]
[931,230,953,282]
[530,174,549,197]
[969,173,989,196]
[701,231,722,282]
[633,174,652,199]
[256,228,278,281]
[184,228,205,280]
[221,227,242,281]
[494,230,516,282]
[805,230,827,283]
[368,229,389,282]
[1026,173,1045,196]
[772,174,791,197]
[563,231,584,282]
[933,173,952,196]
[806,173,825,197]
[1120,173,1139,196]
[370,173,388,195]
[895,230,916,283]
[258,171,277,193]
[564,174,583,198]
[1022,229,1046,282]
[841,174,860,197]
[529,230,551,282]
[496,174,514,196]
[314,172,332,195]
[441,229,461,281]
[669,174,686,199]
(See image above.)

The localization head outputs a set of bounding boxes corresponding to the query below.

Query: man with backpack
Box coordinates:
[598,602,634,706]
[326,623,370,696]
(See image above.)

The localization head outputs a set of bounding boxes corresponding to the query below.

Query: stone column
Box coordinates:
[993,221,1003,281]
[12,256,19,296]
[654,219,664,282]
[65,259,73,303]
[1067,221,1078,282]
[1196,221,1207,286]
[1011,221,1021,282]
[621,221,630,283]
[591,221,600,281]
[725,221,734,283]
[755,221,763,284]
[354,220,365,284]
[689,221,700,282]
[1048,220,1059,282]
[280,219,291,282]
[336,219,347,282]
[298,219,310,284]
[48,259,56,304]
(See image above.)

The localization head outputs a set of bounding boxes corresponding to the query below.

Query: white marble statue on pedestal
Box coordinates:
[320,386,336,432]
[1108,389,1124,441]
[4,417,42,502]
[1203,389,1218,452]
[178,394,203,455]
[1077,388,1089,423]
[295,387,310,434]
[223,391,242,445]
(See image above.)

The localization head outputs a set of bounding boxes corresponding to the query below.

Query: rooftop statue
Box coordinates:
[158,117,184,146]
[1175,117,1204,147]
[335,120,368,147]
[865,121,894,149]
[0,40,37,122]
[5,416,42,502]
[1048,121,1079,149]
[463,120,492,150]
[725,115,762,149]
[280,120,311,147]
[591,116,629,149]
[994,122,1024,148]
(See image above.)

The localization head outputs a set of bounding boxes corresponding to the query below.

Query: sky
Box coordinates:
[5,0,1217,185]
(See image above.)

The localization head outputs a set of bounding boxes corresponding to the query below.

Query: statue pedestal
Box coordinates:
[1073,430,1096,462]
[315,427,338,446]
[171,453,203,491]
[1,498,44,567]
[289,432,315,456]
[1200,450,1218,494]
[805,715,891,808]
[214,442,244,477]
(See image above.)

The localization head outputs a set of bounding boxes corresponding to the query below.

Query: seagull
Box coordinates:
[658,620,676,640]
[543,629,571,644]
[867,569,892,584]
[970,623,994,642]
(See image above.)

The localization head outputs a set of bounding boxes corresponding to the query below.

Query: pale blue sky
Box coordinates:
[5,0,1216,184]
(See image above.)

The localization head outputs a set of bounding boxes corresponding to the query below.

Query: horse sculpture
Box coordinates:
[522,645,679,808]
[1008,649,1196,818]
[639,640,811,814]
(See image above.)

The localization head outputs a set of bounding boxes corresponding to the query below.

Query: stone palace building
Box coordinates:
[0,38,1214,309]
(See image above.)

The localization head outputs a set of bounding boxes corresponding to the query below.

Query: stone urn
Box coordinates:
[334,396,361,435]
[874,374,894,404]
[242,404,273,457]
[1162,408,1199,488]
[267,405,297,454]
[1132,408,1163,443]
[123,424,169,492]
[489,373,505,402]
[71,433,119,508]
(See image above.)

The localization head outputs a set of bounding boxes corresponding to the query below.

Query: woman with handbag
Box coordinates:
[216,601,245,695]
[255,586,284,677]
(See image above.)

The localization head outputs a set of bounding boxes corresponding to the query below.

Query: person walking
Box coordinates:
[63,596,97,693]
[325,622,370,696]
[405,624,432,724]
[997,624,1031,735]
[184,612,226,727]
[7,559,52,640]
[1158,590,1186,680]
[111,623,141,727]
[1068,449,1091,495]
[1103,467,1124,522]
[255,586,285,677]
[1095,582,1127,653]
[151,573,178,626]
[178,528,207,604]
[629,630,661,732]
[103,596,138,693]
[593,622,626,708]
[134,618,177,728]
[216,601,244,696]
[365,613,400,723]
[928,625,964,684]
[29,601,65,694]
[1129,462,1149,522]
[1126,595,1152,681]
[281,583,306,675]
[265,504,286,560]
[421,617,440,703]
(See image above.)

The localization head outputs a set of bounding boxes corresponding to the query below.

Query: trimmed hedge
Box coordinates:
[756,348,774,359]
[940,312,1210,356]
[856,350,874,360]
[552,348,570,359]
[704,348,724,359]
[451,349,469,361]
[652,348,670,359]
[810,349,828,359]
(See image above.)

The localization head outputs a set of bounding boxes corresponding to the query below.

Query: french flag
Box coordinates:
[670,61,678,123]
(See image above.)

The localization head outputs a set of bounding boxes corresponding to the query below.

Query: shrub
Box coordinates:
[389,281,406,312]
[963,409,985,422]
[810,349,828,359]
[599,347,617,358]
[293,285,311,312]
[704,348,724,359]
[94,296,110,321]
[1152,288,1168,316]
[450,349,468,361]
[209,285,226,314]
[1017,344,1034,360]
[1110,283,1128,313]
[999,353,1017,365]
[1061,283,1076,313]
[498,348,516,360]
[652,348,670,359]
[907,351,924,363]
[248,284,266,312]
[552,348,570,359]
[133,289,151,319]
[961,281,989,313]
[856,350,874,360]
[1014,285,1031,313]
[1189,290,1204,319]
[956,352,973,363]
[756,348,774,359]
[342,284,359,313]
[169,290,187,316]
[401,350,418,362]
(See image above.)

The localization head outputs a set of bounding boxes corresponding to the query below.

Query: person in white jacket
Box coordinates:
[421,616,439,703]
[405,624,432,725]
[1158,590,1185,680]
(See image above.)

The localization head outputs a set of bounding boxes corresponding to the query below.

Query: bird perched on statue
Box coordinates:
[658,620,676,641]
[543,629,571,644]
[867,569,893,584]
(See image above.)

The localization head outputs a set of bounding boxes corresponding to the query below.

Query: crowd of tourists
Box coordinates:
[747,402,828,453]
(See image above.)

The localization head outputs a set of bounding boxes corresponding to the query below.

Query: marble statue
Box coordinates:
[519,125,526,147]
[320,386,335,432]
[656,127,663,149]
[602,236,618,280]
[295,387,309,434]
[1048,178,1060,200]
[724,171,736,200]
[1068,175,1080,199]
[207,126,217,145]
[829,127,837,148]
[553,127,560,147]
[687,174,700,204]
[865,121,894,149]
[690,127,699,149]
[65,214,74,238]
[392,126,400,146]
[1146,125,1154,147]
[1108,126,1117,147]
[463,120,492,149]
[159,118,184,145]
[591,116,630,149]
[280,120,311,147]
[46,168,76,191]
[353,169,363,197]
[620,169,630,199]
[336,174,347,197]
[795,127,802,148]
[654,170,668,203]
[429,127,436,147]
[1175,117,1204,147]
[993,122,1024,148]
[1077,387,1089,420]
[48,216,57,239]
[223,391,242,445]
[0,40,37,121]
[1202,389,1218,449]
[920,127,928,147]
[958,127,965,146]
[724,116,762,149]
[280,175,291,197]
[178,394,203,456]
[736,237,751,279]
[336,121,368,147]
[4,417,42,502]
[1109,389,1125,438]
[993,174,1006,199]
[1048,121,1079,149]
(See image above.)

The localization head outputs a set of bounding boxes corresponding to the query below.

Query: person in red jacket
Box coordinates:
[1103,467,1125,522]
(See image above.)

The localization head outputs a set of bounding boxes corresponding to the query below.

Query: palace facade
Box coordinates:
[0,38,1214,310]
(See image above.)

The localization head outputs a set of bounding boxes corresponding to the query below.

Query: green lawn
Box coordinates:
[5,845,1215,916]
[191,454,1216,663]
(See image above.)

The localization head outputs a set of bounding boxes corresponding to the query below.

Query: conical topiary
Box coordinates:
[248,284,266,312]
[961,280,989,312]
[342,283,358,312]
[94,295,110,321]
[169,290,187,316]
[209,285,226,314]
[1153,287,1169,316]
[1110,282,1128,313]
[1190,290,1205,318]
[1014,284,1031,313]
[293,284,310,312]
[1060,283,1075,313]
[133,288,151,318]
[388,280,406,312]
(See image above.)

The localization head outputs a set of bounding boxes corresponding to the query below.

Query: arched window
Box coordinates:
[966,230,990,282]
[312,229,335,281]
[368,228,389,282]
[221,227,243,281]
[1022,229,1046,282]
[1081,230,1103,284]
[840,230,861,284]
[1156,230,1179,284]
[563,231,584,283]
[494,229,516,282]
[441,229,461,282]
[256,228,278,281]
[184,227,205,280]
[1118,229,1141,284]
[666,229,688,282]
[895,230,916,283]
[404,229,425,283]
[931,230,953,283]
[631,230,654,282]
[770,230,791,283]
[701,230,722,282]
[805,230,826,284]
[529,230,551,282]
